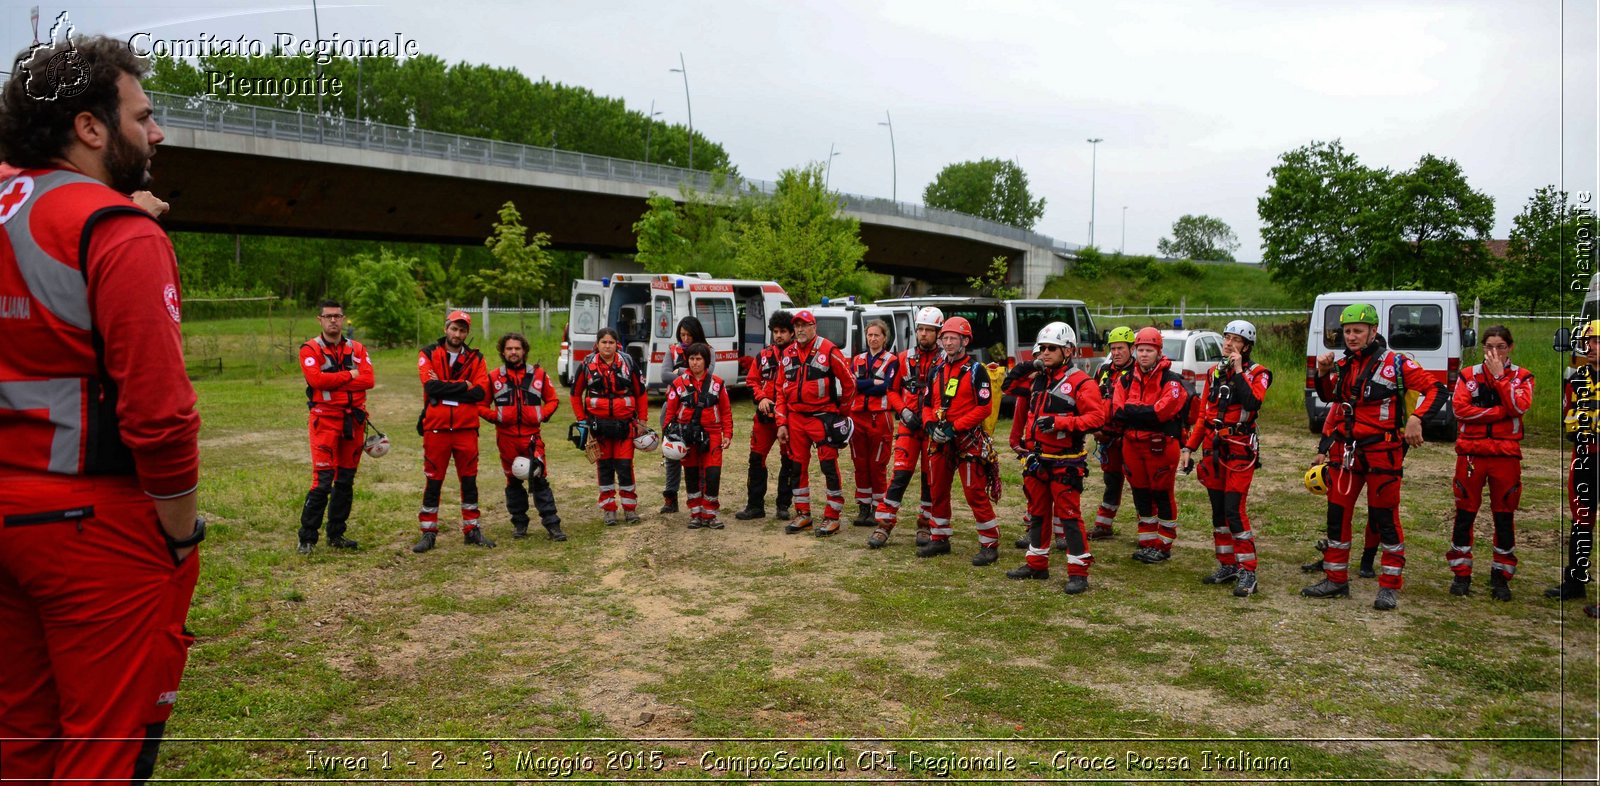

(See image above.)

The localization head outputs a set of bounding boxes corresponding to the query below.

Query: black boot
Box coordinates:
[1300,579,1349,598]
[1063,575,1089,595]
[736,460,767,520]
[465,527,496,548]
[1489,573,1511,602]
[412,531,437,553]
[544,522,567,542]
[1546,579,1587,600]
[659,494,678,514]
[916,539,950,558]
[853,503,876,526]
[1006,564,1049,580]
[1300,537,1329,573]
[512,523,530,539]
[971,546,999,566]
[1358,547,1378,578]
[1449,576,1472,596]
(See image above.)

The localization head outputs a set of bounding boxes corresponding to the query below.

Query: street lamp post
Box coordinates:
[826,143,841,190]
[1121,206,1128,254]
[644,100,664,164]
[670,54,693,170]
[311,0,323,126]
[878,110,897,202]
[1087,137,1103,248]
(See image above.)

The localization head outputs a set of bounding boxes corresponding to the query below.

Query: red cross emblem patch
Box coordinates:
[0,177,35,224]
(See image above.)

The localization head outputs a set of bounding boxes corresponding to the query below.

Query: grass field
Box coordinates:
[155,315,1597,782]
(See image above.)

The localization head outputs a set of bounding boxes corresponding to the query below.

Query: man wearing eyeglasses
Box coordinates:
[298,300,375,553]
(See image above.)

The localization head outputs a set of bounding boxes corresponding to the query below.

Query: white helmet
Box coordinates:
[1223,319,1257,344]
[633,428,661,452]
[1035,321,1077,349]
[511,456,544,480]
[661,436,689,461]
[914,306,945,329]
[362,432,390,458]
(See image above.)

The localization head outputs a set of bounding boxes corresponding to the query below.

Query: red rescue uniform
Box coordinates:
[741,341,796,514]
[1185,362,1272,572]
[1111,356,1191,556]
[1446,362,1533,583]
[481,362,561,532]
[1091,359,1133,535]
[0,168,201,781]
[921,353,999,545]
[663,371,734,526]
[1015,365,1106,574]
[1313,336,1445,589]
[850,348,898,516]
[297,335,374,546]
[417,338,490,533]
[873,344,940,532]
[570,351,648,515]
[776,335,854,524]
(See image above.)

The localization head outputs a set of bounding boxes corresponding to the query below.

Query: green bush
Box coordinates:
[1168,259,1203,279]
[335,249,425,348]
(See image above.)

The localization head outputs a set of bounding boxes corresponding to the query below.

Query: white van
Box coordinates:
[560,273,793,390]
[1304,290,1473,438]
[800,297,915,358]
[875,296,1104,374]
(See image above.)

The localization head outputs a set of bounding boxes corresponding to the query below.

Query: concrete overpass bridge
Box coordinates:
[147,92,1077,297]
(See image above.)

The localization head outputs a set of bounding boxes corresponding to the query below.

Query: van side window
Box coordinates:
[1200,336,1223,362]
[1322,304,1348,349]
[1073,306,1096,342]
[654,296,674,339]
[817,317,848,350]
[1389,304,1443,350]
[573,294,600,334]
[694,298,737,338]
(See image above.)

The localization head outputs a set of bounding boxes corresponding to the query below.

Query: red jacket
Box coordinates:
[662,371,734,443]
[480,363,559,439]
[922,352,993,434]
[417,339,489,432]
[301,336,374,417]
[570,351,648,422]
[776,336,854,425]
[0,167,200,497]
[1314,336,1445,446]
[1185,362,1273,452]
[751,342,788,408]
[1452,363,1533,458]
[1016,365,1106,455]
[850,349,898,413]
[1110,356,1191,440]
[1094,359,1134,440]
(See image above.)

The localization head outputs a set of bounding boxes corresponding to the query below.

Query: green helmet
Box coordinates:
[1106,326,1137,345]
[1339,303,1379,326]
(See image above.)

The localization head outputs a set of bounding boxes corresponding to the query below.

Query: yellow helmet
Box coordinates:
[1304,463,1330,496]
[1571,320,1600,367]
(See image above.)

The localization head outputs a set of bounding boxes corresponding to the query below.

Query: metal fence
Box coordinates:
[149,91,1076,254]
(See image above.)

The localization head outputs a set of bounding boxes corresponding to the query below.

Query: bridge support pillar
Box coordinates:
[1020,245,1065,298]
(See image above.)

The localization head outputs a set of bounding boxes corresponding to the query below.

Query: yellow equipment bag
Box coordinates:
[983,363,1005,434]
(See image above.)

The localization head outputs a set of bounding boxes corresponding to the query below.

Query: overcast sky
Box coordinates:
[6,1,1596,262]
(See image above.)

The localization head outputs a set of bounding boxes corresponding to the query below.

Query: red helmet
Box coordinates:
[940,316,973,339]
[1134,327,1163,348]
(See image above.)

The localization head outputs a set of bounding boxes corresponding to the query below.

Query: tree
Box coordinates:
[1258,140,1395,295]
[734,163,867,305]
[1376,154,1494,292]
[631,176,748,278]
[1156,214,1240,262]
[471,202,556,309]
[1493,186,1595,313]
[335,249,425,347]
[967,256,1022,299]
[922,158,1046,230]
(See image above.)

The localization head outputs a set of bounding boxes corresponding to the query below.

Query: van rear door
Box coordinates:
[564,279,605,385]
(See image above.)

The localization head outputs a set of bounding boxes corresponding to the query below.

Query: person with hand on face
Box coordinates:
[1111,327,1193,565]
[415,311,493,552]
[918,317,1002,564]
[0,35,203,781]
[1182,321,1272,596]
[1302,304,1445,611]
[662,343,734,529]
[1090,327,1138,541]
[571,328,649,525]
[1006,323,1105,593]
[481,332,563,542]
[1445,326,1533,601]
[659,316,707,513]
[867,307,944,549]
[849,320,899,526]
[1552,320,1599,615]
[298,299,375,554]
[776,309,855,536]
[735,310,800,521]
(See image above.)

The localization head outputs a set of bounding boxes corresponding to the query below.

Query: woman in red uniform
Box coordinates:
[850,320,899,525]
[662,343,734,529]
[1111,327,1192,564]
[570,328,649,524]
[660,316,707,513]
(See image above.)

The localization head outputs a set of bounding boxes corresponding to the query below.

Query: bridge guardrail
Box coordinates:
[148,91,1078,254]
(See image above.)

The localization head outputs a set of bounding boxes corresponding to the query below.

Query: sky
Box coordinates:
[4,1,1596,263]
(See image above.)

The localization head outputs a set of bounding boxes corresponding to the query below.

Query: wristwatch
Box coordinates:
[166,516,207,549]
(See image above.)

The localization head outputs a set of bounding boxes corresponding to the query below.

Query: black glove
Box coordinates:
[1033,415,1059,433]
[1003,362,1036,389]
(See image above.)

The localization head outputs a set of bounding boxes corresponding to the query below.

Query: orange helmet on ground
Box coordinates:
[940,316,973,339]
[1134,327,1163,348]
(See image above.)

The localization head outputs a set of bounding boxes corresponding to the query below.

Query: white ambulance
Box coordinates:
[560,273,793,390]
[799,296,915,358]
[1304,290,1472,439]
[874,296,1105,373]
